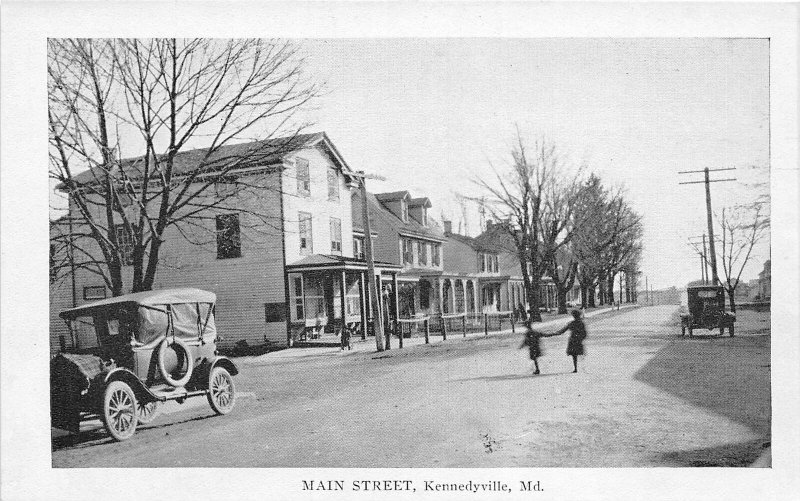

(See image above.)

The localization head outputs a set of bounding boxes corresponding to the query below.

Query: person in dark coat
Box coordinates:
[519,324,558,375]
[553,309,588,373]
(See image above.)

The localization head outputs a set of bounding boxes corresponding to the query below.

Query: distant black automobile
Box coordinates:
[680,285,735,337]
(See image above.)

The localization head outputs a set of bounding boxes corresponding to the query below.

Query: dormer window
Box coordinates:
[422,207,428,226]
[401,200,409,222]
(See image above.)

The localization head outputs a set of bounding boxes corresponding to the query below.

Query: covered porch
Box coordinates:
[285,255,401,345]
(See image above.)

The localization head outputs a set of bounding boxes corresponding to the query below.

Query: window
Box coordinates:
[327,167,339,201]
[290,276,305,321]
[432,243,441,267]
[401,200,409,222]
[480,253,487,272]
[402,238,413,265]
[353,236,365,260]
[330,217,342,253]
[422,207,428,226]
[299,212,313,255]
[115,224,135,265]
[480,253,498,273]
[84,286,106,300]
[215,180,236,199]
[417,241,428,266]
[296,157,310,196]
[216,213,241,259]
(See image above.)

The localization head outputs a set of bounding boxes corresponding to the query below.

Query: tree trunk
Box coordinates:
[580,284,588,308]
[588,286,596,308]
[726,287,737,313]
[528,273,542,322]
[607,274,615,305]
[556,286,568,314]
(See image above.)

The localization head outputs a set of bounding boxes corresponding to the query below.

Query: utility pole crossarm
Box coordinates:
[678,167,737,285]
[678,178,737,185]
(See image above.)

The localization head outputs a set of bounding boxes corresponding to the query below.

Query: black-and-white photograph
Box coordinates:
[2,2,798,500]
[46,34,774,466]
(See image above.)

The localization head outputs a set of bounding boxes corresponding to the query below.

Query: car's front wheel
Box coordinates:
[102,381,138,441]
[207,367,236,415]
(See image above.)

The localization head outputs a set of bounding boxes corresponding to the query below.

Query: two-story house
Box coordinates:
[441,220,526,316]
[49,132,399,353]
[351,190,447,320]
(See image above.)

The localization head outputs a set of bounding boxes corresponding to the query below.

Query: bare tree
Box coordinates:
[475,130,572,322]
[572,175,643,308]
[717,204,769,312]
[49,38,320,295]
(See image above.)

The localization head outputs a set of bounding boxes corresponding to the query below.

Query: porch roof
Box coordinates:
[286,254,402,272]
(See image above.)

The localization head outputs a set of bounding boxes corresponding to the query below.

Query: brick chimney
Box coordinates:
[443,220,452,234]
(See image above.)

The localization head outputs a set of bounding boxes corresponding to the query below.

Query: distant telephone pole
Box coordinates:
[679,167,736,285]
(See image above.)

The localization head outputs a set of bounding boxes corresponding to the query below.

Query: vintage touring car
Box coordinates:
[51,288,238,441]
[680,285,736,337]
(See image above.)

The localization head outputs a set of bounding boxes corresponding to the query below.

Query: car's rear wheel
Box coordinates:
[136,401,160,424]
[207,367,236,415]
[102,381,138,441]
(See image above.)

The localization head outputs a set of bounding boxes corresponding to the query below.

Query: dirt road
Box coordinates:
[52,305,770,467]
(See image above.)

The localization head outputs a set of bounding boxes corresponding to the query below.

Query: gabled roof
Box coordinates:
[352,191,445,242]
[446,231,497,253]
[62,131,353,190]
[374,191,411,202]
[474,222,518,254]
[408,197,432,208]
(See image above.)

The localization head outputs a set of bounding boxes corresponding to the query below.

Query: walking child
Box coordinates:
[519,324,558,375]
[552,309,588,373]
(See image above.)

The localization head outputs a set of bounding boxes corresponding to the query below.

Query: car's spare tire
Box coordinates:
[157,337,194,387]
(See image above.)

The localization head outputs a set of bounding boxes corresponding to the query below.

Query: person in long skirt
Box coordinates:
[552,309,588,373]
[519,324,558,375]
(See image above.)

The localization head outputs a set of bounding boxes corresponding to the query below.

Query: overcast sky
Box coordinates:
[297,38,770,290]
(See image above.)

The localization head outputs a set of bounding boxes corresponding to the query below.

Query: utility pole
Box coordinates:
[353,171,387,352]
[679,167,736,286]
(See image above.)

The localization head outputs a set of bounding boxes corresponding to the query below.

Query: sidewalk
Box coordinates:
[240,304,638,364]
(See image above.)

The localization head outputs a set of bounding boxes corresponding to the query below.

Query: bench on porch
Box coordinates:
[300,317,327,341]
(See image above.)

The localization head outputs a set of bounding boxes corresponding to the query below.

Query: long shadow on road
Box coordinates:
[633,332,770,466]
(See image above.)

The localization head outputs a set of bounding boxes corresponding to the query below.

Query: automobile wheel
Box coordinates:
[681,324,686,336]
[136,401,160,424]
[729,324,735,337]
[102,381,138,441]
[207,366,236,415]
[157,337,194,387]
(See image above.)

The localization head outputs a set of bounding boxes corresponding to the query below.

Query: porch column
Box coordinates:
[437,278,444,314]
[450,279,457,314]
[392,272,399,321]
[359,271,367,339]
[340,270,347,331]
[474,280,480,314]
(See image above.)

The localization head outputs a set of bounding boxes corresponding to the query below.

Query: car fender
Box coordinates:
[191,356,239,389]
[103,367,157,404]
[210,356,239,377]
